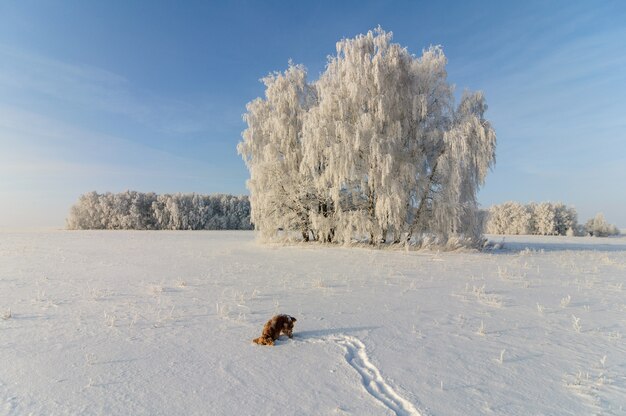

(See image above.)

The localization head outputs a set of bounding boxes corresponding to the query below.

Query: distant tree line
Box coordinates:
[484,201,620,236]
[66,191,252,230]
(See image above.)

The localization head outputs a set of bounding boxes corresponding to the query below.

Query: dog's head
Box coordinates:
[279,315,296,330]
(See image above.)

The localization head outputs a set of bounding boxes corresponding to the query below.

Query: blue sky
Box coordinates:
[1,0,625,228]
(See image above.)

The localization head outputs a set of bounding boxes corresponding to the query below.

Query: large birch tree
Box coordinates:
[239,28,496,246]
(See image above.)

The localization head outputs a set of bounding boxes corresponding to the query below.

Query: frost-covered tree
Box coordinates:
[554,203,578,236]
[430,91,497,241]
[129,191,157,230]
[485,202,531,235]
[584,213,620,237]
[66,191,105,230]
[533,202,558,235]
[238,63,317,240]
[240,27,496,246]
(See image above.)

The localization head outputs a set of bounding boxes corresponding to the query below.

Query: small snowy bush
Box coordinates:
[584,213,620,237]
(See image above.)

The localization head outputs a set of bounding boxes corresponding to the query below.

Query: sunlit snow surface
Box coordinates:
[1,231,625,415]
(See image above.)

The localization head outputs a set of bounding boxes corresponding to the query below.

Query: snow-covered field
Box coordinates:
[1,231,625,415]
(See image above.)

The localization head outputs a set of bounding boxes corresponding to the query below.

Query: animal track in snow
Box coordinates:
[297,334,422,416]
[335,335,421,416]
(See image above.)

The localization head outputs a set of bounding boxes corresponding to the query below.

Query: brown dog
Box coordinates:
[252,314,297,346]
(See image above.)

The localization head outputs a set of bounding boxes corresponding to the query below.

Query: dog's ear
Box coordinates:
[290,316,297,322]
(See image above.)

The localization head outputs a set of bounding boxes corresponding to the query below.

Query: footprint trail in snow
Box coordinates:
[297,334,422,416]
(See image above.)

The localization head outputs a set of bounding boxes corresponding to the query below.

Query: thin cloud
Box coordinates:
[0,105,221,183]
[0,45,241,136]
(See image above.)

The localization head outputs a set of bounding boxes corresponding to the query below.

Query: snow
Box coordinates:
[1,230,625,415]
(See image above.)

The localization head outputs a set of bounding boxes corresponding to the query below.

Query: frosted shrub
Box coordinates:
[238,27,496,247]
[477,320,486,336]
[584,213,620,237]
[560,294,571,308]
[498,349,506,364]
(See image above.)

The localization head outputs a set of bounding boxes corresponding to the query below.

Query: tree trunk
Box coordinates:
[407,149,445,241]
[368,189,376,245]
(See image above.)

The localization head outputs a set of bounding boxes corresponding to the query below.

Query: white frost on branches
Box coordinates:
[238,28,496,246]
[485,202,532,235]
[238,63,317,241]
[584,213,620,237]
[66,191,252,230]
[485,201,578,236]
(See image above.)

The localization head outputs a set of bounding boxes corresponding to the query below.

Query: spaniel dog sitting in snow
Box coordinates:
[252,314,297,346]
